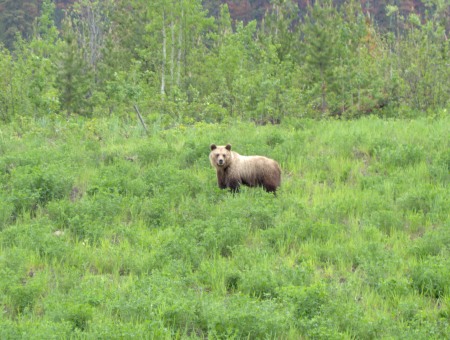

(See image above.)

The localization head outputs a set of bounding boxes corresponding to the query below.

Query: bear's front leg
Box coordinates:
[217,172,227,189]
[227,179,241,193]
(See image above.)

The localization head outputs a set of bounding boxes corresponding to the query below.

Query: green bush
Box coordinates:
[366,209,403,235]
[136,196,172,228]
[180,140,207,168]
[203,295,287,338]
[201,221,246,258]
[279,283,329,320]
[410,257,449,299]
[240,267,282,299]
[411,227,450,258]
[5,270,48,316]
[381,144,424,168]
[0,320,72,339]
[65,304,94,331]
[89,162,147,197]
[47,192,123,242]
[0,221,68,259]
[397,187,436,215]
[0,195,14,229]
[6,164,72,217]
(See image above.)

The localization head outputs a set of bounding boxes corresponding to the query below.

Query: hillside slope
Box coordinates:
[0,115,449,338]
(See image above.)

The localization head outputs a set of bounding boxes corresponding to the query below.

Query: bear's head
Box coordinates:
[210,144,232,168]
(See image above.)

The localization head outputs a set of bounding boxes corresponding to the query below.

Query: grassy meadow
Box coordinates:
[0,115,449,338]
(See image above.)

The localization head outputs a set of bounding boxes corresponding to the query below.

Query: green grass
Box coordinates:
[0,115,449,338]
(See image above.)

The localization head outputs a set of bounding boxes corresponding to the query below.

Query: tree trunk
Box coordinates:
[320,68,327,113]
[161,9,166,96]
[177,8,183,87]
[170,19,175,87]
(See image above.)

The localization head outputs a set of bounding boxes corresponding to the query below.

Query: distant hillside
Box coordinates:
[204,0,431,27]
[0,0,75,49]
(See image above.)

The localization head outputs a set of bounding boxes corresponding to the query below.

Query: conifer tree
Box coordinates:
[396,10,450,112]
[26,0,60,115]
[0,47,15,121]
[300,1,341,114]
[57,17,93,116]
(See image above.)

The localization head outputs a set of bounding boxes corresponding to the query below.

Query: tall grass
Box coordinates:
[0,115,449,338]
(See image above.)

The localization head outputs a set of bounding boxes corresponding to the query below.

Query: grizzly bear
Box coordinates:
[209,144,281,194]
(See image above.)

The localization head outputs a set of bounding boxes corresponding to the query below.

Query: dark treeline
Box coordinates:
[0,0,448,124]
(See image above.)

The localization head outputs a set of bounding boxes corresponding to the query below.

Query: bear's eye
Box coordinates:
[222,154,226,157]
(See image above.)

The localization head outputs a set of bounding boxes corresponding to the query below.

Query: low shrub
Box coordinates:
[203,295,288,338]
[7,164,72,217]
[410,257,449,299]
[411,227,450,258]
[240,267,281,299]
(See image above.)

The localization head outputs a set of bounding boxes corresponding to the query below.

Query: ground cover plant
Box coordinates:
[0,114,449,338]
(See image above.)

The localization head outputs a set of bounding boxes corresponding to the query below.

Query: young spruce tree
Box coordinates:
[300,1,341,115]
[57,17,92,116]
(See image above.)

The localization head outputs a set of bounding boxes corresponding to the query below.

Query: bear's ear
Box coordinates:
[210,144,217,151]
[225,144,232,151]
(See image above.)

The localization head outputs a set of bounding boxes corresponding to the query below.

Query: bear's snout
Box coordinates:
[218,159,224,165]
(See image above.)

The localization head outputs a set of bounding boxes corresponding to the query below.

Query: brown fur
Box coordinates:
[209,144,281,193]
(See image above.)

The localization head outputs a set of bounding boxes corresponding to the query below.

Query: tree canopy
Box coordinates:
[0,0,448,123]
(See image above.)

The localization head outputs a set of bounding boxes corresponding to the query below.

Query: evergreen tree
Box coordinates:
[0,47,15,121]
[300,1,341,114]
[261,0,299,63]
[255,0,299,122]
[57,17,93,116]
[396,11,450,112]
[16,0,61,116]
[337,0,389,117]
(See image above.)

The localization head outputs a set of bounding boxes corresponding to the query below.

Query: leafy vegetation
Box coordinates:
[0,115,448,338]
[0,0,448,337]
[0,0,449,123]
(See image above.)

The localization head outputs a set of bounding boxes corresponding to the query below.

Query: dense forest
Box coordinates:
[0,0,448,124]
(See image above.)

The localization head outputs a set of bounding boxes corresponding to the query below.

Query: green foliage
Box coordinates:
[5,164,72,218]
[396,14,450,111]
[411,256,450,299]
[57,17,93,117]
[0,0,39,50]
[411,227,450,258]
[0,0,449,122]
[0,46,25,122]
[0,98,449,337]
[301,1,340,114]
